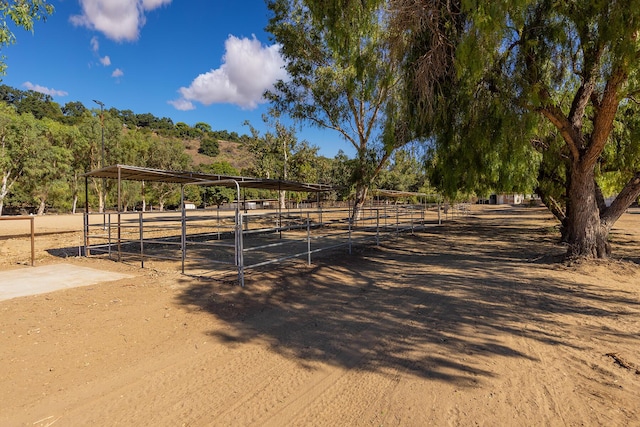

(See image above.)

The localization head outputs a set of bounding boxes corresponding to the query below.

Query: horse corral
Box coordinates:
[83,165,450,285]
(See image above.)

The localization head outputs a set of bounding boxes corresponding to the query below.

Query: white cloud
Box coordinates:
[22,82,68,97]
[112,68,124,78]
[90,36,99,52]
[142,0,171,8]
[71,0,172,42]
[171,35,288,111]
[89,37,111,66]
[167,99,195,111]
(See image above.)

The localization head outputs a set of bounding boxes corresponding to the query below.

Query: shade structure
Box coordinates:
[373,189,428,198]
[82,164,334,193]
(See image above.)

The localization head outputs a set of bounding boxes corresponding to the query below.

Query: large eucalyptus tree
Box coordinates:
[392,0,640,259]
[265,0,412,217]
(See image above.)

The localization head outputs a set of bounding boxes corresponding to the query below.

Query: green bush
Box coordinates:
[198,137,220,157]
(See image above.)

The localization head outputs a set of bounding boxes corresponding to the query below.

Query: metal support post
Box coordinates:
[348,217,352,255]
[84,176,90,256]
[139,212,144,268]
[306,213,311,265]
[181,185,186,274]
[108,213,112,258]
[376,209,380,246]
[117,166,122,262]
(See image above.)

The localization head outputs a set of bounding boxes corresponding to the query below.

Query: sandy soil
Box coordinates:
[1,206,639,426]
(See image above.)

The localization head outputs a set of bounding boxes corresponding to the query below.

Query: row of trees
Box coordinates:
[0,98,431,215]
[0,102,192,215]
[0,84,250,143]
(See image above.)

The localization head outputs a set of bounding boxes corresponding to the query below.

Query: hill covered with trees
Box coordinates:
[0,84,431,215]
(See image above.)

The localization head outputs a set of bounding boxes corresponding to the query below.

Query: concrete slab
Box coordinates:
[0,263,133,302]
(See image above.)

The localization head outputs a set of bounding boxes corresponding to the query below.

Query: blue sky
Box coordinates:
[1,0,348,157]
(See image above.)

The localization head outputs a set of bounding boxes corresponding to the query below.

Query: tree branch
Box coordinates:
[583,68,627,169]
[535,186,566,223]
[568,74,597,129]
[538,103,581,161]
[601,171,640,229]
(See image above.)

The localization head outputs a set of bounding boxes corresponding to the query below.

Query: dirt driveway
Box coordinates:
[1,206,639,426]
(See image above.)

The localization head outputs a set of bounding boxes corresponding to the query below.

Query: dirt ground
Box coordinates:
[1,206,639,426]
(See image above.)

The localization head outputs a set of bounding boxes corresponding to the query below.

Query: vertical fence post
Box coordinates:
[411,206,415,235]
[83,212,89,257]
[117,167,122,262]
[306,212,311,265]
[384,203,387,230]
[84,176,90,257]
[139,212,144,268]
[237,213,245,287]
[348,217,352,255]
[376,208,380,246]
[181,185,186,274]
[107,213,112,259]
[29,217,35,266]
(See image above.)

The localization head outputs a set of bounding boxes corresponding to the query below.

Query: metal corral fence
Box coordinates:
[0,216,35,266]
[83,203,449,286]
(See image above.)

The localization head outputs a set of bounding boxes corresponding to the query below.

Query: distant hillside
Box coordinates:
[181,139,255,172]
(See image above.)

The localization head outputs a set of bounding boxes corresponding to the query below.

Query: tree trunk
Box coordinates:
[0,171,15,217]
[142,181,146,212]
[91,177,105,213]
[37,198,46,216]
[279,190,286,210]
[352,183,368,221]
[565,164,610,258]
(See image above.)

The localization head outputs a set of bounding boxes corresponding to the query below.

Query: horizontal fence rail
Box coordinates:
[83,202,458,286]
[0,216,35,266]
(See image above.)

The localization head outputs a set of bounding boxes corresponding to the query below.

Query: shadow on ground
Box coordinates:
[175,207,640,386]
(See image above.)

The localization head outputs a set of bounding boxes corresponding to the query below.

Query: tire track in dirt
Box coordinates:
[16,329,302,425]
[242,277,452,426]
[254,339,394,426]
[58,340,304,425]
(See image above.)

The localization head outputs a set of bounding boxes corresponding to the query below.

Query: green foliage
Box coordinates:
[0,84,63,120]
[328,150,357,200]
[0,84,253,146]
[198,137,220,157]
[194,122,212,133]
[198,162,239,208]
[61,101,87,125]
[393,0,640,255]
[398,1,640,195]
[243,117,296,181]
[377,146,428,194]
[266,0,411,211]
[200,161,239,176]
[0,76,433,215]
